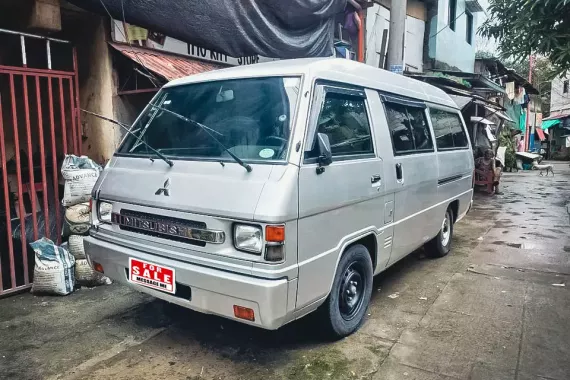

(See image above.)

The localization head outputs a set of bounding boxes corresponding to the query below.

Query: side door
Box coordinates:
[380,95,439,266]
[295,83,390,309]
[429,106,474,224]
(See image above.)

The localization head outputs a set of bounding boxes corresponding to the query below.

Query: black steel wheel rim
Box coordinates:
[338,261,366,321]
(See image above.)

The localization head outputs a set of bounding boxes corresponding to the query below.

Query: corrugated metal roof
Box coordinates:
[543,110,570,121]
[109,43,226,81]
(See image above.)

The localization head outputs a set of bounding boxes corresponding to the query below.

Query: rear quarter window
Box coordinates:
[429,109,468,150]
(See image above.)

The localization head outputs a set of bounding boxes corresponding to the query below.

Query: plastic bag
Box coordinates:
[61,155,102,207]
[12,208,62,243]
[75,259,112,287]
[30,238,75,295]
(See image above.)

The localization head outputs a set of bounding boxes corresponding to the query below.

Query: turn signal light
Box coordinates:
[92,261,104,274]
[233,305,255,321]
[265,225,285,243]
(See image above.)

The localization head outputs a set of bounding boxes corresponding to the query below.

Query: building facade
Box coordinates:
[425,0,484,72]
[365,0,426,72]
[544,74,570,159]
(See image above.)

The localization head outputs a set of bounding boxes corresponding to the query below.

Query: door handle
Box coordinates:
[396,163,403,181]
[371,174,382,184]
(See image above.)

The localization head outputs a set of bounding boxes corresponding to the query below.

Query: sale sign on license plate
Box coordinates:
[129,258,176,294]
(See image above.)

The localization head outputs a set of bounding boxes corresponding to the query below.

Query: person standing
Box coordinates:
[517,136,525,152]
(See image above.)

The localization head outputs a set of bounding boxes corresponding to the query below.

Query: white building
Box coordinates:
[365,0,485,73]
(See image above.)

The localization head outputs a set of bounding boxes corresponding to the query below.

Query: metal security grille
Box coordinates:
[0,29,81,297]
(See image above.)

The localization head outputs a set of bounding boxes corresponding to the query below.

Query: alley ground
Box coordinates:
[1,162,569,380]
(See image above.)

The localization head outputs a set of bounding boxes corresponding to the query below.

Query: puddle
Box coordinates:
[492,241,537,250]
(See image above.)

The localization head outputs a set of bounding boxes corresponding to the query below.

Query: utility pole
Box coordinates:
[386,0,407,74]
[524,54,534,151]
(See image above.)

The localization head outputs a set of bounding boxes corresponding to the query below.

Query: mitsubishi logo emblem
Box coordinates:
[155,178,171,196]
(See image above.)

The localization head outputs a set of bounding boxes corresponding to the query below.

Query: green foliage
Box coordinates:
[480,0,570,77]
[499,127,516,169]
[475,50,496,59]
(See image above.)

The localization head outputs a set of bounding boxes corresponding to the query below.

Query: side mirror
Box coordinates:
[316,133,332,171]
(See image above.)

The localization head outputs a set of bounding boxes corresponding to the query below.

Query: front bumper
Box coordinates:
[83,236,295,329]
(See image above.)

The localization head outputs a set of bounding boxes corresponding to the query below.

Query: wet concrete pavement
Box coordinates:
[1,162,569,380]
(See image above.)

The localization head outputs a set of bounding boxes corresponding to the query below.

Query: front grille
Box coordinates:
[113,209,207,247]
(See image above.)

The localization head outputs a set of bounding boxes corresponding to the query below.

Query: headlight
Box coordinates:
[233,224,262,254]
[98,201,113,223]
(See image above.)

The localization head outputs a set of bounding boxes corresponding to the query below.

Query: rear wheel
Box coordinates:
[425,208,453,258]
[320,244,373,339]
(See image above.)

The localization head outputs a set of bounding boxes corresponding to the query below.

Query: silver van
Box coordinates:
[85,58,474,337]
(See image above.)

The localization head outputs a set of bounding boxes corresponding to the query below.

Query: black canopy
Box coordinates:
[69,0,347,58]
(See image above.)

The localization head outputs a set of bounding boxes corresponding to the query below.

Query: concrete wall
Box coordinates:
[427,0,478,72]
[365,2,425,72]
[73,15,120,164]
[550,75,570,113]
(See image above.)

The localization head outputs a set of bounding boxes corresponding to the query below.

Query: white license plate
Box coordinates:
[128,257,176,294]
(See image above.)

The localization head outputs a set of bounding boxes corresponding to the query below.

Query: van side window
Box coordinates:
[384,103,433,154]
[306,92,373,159]
[430,109,468,150]
[407,107,434,151]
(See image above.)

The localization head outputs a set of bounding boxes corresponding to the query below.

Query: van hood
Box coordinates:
[96,156,276,221]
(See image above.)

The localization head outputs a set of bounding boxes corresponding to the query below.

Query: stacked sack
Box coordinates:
[30,238,75,295]
[61,155,111,287]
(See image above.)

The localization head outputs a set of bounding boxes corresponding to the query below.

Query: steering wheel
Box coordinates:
[264,136,288,144]
[262,136,288,159]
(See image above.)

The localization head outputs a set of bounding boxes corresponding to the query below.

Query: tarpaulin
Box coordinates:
[541,119,560,130]
[68,0,347,58]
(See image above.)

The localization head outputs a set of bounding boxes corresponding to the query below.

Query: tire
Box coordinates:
[425,208,454,258]
[320,244,373,339]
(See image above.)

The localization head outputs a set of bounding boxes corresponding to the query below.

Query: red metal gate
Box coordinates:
[0,30,81,297]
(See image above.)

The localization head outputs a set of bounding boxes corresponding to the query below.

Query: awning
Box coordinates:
[516,151,541,161]
[474,58,540,95]
[471,117,495,125]
[541,119,561,130]
[536,128,546,141]
[484,105,514,122]
[543,110,570,121]
[424,70,506,94]
[428,85,506,111]
[109,43,227,82]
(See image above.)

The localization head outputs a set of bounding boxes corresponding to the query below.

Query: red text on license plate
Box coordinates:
[129,258,176,294]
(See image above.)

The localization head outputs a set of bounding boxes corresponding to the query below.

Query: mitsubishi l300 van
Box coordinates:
[85,58,474,337]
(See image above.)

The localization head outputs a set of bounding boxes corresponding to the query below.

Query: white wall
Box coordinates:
[550,75,570,113]
[365,4,425,72]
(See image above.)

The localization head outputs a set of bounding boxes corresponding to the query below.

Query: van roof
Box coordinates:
[165,58,458,109]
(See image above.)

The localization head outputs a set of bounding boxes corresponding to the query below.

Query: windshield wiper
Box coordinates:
[150,104,252,173]
[81,109,174,167]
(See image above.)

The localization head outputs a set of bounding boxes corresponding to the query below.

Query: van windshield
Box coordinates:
[119,76,301,162]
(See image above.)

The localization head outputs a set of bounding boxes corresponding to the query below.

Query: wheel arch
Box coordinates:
[326,232,378,296]
[449,199,459,223]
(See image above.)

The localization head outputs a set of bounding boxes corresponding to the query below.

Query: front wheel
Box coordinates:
[425,208,453,258]
[320,244,373,339]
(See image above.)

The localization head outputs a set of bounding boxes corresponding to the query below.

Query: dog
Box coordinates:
[532,163,554,176]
